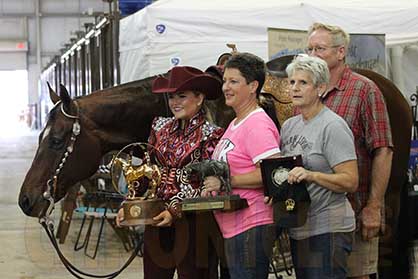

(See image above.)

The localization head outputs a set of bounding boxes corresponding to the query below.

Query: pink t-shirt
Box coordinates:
[212,108,281,238]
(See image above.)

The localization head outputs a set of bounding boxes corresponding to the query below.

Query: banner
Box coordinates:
[267,27,386,76]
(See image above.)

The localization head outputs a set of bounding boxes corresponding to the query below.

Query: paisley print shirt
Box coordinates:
[148,110,224,218]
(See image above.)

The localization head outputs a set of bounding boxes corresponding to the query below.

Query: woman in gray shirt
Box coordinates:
[281,55,358,279]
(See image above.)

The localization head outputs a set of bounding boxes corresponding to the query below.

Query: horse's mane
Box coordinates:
[74,76,168,128]
[80,75,156,100]
[67,73,237,130]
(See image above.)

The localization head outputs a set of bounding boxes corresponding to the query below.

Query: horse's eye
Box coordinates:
[49,136,64,150]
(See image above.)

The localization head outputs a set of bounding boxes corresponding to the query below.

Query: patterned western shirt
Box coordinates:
[322,66,393,214]
[148,110,224,218]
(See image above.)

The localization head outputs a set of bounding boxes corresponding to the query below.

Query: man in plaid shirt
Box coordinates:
[306,23,393,279]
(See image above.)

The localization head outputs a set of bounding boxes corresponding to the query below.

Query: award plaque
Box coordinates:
[111,143,165,226]
[181,160,248,212]
[260,155,311,228]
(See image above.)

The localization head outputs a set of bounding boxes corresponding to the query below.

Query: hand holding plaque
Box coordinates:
[111,142,165,226]
[181,160,248,212]
[260,155,311,228]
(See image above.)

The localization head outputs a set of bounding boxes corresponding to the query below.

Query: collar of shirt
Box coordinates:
[322,65,352,99]
[169,109,205,136]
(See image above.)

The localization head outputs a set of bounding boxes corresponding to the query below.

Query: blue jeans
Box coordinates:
[223,224,275,279]
[290,232,354,279]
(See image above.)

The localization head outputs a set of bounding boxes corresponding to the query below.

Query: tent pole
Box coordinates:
[390,46,405,95]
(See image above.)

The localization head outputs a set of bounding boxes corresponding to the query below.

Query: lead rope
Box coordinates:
[38,101,141,279]
[40,219,141,279]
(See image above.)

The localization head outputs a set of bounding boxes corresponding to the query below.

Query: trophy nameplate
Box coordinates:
[121,198,165,226]
[260,155,311,228]
[181,160,248,212]
[182,194,248,212]
[111,143,165,226]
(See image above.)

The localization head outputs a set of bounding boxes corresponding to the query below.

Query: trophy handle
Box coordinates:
[110,154,126,194]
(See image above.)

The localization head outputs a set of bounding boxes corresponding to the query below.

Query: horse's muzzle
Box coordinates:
[18,193,34,216]
[18,193,47,217]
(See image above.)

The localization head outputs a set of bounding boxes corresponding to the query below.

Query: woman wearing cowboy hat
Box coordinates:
[117,66,226,278]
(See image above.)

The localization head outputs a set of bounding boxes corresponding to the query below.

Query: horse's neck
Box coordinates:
[80,86,168,153]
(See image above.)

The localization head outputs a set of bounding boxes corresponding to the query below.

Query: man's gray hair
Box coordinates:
[286,54,330,87]
[308,22,350,49]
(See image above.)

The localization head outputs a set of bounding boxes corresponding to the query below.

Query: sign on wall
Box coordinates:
[267,28,386,76]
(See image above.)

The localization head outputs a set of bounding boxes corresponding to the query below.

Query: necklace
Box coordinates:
[235,105,260,124]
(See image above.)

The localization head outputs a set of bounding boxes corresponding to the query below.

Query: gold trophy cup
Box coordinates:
[111,143,165,226]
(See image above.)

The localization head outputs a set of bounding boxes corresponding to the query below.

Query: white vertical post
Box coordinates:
[390,45,405,95]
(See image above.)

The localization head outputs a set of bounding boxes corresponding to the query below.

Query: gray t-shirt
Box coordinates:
[281,107,357,240]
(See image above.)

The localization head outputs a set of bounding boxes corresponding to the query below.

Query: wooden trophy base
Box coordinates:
[120,199,165,226]
[181,194,248,212]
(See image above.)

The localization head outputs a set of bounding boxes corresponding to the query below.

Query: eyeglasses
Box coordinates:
[304,45,341,54]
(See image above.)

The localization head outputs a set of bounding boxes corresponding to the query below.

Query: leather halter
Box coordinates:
[38,101,140,279]
[40,100,80,225]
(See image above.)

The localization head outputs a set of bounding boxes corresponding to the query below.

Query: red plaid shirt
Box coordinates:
[322,66,393,214]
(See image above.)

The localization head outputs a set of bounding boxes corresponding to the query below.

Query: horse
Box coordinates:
[18,76,234,218]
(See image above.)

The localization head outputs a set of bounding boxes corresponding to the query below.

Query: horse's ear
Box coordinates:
[59,84,73,111]
[47,82,60,104]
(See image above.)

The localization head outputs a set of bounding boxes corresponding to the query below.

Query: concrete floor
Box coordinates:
[0,128,295,279]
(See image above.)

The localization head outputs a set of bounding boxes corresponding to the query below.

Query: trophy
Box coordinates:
[181,160,248,212]
[111,143,165,226]
[260,155,311,228]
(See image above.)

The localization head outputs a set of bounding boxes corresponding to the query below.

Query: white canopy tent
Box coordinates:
[119,0,418,99]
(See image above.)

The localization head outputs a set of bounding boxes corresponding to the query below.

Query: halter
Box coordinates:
[38,100,140,279]
[39,100,80,227]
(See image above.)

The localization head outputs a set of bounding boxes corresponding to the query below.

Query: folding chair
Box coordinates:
[73,191,134,259]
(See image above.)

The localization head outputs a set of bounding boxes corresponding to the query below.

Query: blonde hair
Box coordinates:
[193,91,214,123]
[308,22,350,49]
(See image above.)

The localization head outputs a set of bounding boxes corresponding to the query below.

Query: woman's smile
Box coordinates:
[168,90,203,120]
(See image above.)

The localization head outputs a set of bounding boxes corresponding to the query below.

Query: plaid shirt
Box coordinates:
[322,66,393,214]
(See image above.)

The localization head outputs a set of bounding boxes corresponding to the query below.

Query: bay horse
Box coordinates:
[18,76,234,218]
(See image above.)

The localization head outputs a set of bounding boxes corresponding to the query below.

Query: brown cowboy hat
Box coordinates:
[152,66,222,100]
[266,54,295,78]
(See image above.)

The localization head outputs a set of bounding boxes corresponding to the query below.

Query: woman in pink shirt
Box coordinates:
[202,53,281,279]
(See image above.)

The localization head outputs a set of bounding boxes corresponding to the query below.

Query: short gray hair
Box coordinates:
[286,55,330,87]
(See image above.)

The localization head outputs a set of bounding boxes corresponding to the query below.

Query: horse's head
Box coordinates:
[18,84,102,217]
